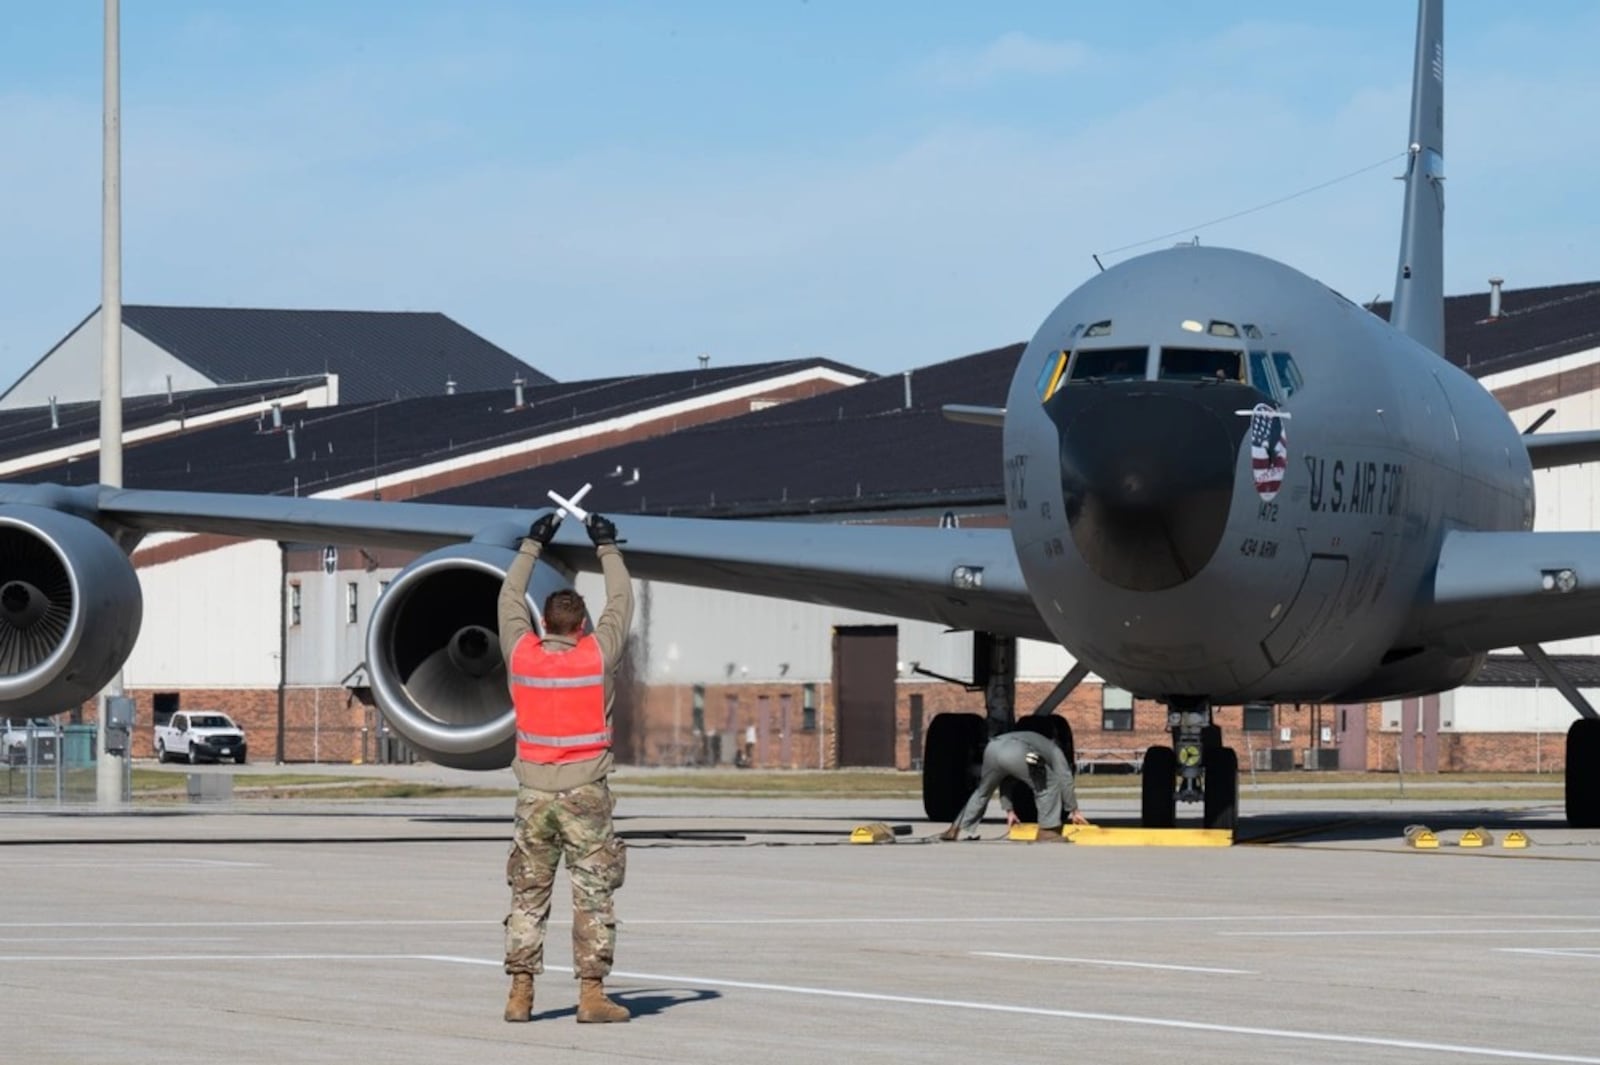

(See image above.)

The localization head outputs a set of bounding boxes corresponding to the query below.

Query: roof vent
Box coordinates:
[698,353,710,370]
[445,376,457,396]
[1488,277,1504,319]
[49,396,59,430]
[512,376,526,409]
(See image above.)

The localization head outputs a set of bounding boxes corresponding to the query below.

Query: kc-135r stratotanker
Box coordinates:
[2,0,1597,828]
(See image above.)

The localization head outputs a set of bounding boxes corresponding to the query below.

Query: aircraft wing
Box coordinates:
[1524,430,1600,470]
[0,482,1050,640]
[1423,529,1600,652]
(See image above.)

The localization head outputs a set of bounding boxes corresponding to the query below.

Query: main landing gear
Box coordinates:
[919,634,1083,823]
[1140,697,1238,831]
[1518,644,1600,829]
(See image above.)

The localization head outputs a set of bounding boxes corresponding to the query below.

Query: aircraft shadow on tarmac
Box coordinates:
[528,987,721,1022]
[1228,806,1568,845]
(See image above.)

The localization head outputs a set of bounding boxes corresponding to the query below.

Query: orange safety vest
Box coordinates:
[510,632,610,765]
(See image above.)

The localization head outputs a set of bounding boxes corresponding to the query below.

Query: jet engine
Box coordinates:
[366,542,580,770]
[0,506,143,717]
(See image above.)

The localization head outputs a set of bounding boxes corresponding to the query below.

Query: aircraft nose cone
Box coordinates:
[1045,381,1256,591]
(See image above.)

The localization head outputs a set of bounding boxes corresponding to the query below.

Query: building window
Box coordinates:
[289,583,302,627]
[802,683,817,732]
[1101,685,1134,731]
[692,685,705,733]
[346,582,359,624]
[1243,702,1274,732]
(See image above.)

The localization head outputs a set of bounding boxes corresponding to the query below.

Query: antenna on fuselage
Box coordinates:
[1390,0,1446,356]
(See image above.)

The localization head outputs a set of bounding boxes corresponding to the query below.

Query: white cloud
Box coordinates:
[916,32,1090,87]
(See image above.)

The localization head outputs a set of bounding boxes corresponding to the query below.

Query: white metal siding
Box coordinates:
[620,579,975,685]
[1,311,212,408]
[128,541,282,688]
[285,567,396,684]
[1383,687,1593,732]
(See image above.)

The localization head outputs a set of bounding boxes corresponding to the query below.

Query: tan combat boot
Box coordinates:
[576,977,631,1023]
[504,973,534,1022]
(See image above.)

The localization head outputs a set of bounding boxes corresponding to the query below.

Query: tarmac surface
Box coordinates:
[2,771,1598,1064]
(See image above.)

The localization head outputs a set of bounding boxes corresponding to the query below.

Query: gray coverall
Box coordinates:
[954,730,1077,834]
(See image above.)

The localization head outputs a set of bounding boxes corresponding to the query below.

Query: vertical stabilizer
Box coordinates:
[1391,0,1446,355]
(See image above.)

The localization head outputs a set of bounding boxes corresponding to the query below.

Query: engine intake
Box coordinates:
[366,542,580,770]
[0,506,143,716]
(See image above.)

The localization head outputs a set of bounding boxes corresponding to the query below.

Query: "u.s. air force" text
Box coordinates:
[1304,455,1404,515]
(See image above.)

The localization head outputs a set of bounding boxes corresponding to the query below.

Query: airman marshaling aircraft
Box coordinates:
[2,0,1597,829]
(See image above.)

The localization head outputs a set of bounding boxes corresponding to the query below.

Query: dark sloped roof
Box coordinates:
[1473,654,1600,688]
[9,359,864,497]
[1370,282,1600,377]
[0,377,328,464]
[421,344,1023,517]
[120,306,552,404]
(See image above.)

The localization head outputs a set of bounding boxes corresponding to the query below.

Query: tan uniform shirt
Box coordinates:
[497,539,634,792]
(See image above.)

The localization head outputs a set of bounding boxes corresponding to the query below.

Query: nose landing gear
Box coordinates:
[1141,698,1238,830]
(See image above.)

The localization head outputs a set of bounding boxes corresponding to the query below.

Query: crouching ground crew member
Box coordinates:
[939,729,1088,841]
[498,508,634,1024]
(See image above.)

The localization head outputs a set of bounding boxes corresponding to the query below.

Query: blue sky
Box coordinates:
[2,2,1597,390]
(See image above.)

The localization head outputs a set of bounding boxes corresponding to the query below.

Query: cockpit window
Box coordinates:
[1158,347,1243,383]
[1248,350,1280,401]
[1034,351,1069,401]
[1271,351,1303,398]
[1068,347,1148,382]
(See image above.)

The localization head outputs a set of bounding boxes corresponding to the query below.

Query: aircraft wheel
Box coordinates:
[1141,746,1177,828]
[1203,746,1239,831]
[922,713,987,822]
[1566,718,1600,829]
[1011,714,1077,772]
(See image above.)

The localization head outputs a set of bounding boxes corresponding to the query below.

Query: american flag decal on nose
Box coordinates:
[1248,403,1288,501]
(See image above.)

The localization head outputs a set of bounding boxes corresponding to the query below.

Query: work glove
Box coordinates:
[587,513,619,547]
[527,512,561,546]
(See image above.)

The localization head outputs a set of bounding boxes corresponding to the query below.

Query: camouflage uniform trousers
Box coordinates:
[503,778,627,979]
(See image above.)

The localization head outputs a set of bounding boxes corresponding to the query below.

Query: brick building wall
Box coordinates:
[96,686,376,764]
[65,683,1573,773]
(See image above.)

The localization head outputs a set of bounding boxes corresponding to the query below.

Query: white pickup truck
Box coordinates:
[154,711,248,765]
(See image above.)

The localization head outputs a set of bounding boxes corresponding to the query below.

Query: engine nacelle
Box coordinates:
[0,506,143,717]
[366,542,580,770]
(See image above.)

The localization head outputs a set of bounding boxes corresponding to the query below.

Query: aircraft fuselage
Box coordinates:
[1004,246,1532,704]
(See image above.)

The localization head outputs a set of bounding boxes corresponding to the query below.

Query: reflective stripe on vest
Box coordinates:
[509,673,605,689]
[509,632,608,765]
[517,729,612,748]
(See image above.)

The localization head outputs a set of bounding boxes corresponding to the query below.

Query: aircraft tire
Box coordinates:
[1203,746,1239,831]
[1566,718,1600,829]
[1002,716,1077,824]
[1141,745,1178,828]
[922,713,987,822]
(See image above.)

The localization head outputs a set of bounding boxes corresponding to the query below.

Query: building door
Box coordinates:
[1399,696,1441,772]
[1335,702,1367,771]
[833,625,897,767]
